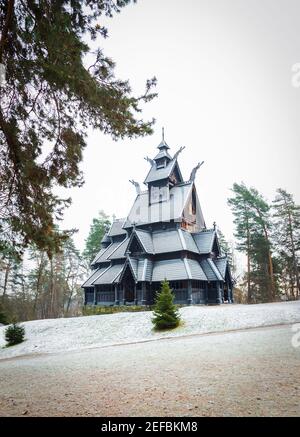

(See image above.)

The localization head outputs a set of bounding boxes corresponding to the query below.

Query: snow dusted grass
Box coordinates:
[0,301,299,360]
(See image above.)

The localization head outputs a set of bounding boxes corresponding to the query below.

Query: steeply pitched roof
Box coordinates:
[92,237,128,264]
[82,267,109,288]
[124,182,193,228]
[108,237,130,260]
[213,257,228,279]
[107,219,127,237]
[200,258,223,281]
[152,230,182,253]
[152,259,189,282]
[154,149,172,160]
[135,229,154,254]
[192,229,216,254]
[144,158,181,184]
[101,233,111,244]
[93,263,125,285]
[184,259,207,281]
[91,248,107,266]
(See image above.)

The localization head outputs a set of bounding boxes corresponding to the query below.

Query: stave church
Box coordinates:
[82,132,234,306]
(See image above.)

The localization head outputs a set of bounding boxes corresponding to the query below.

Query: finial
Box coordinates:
[173,146,185,160]
[189,161,204,182]
[129,180,141,195]
[162,127,165,142]
[144,156,155,166]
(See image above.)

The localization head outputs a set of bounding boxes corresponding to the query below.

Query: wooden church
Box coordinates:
[82,133,234,306]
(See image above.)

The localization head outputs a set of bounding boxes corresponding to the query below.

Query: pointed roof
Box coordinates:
[154,147,172,161]
[82,266,109,288]
[93,263,124,285]
[144,157,183,184]
[143,131,184,184]
[154,137,172,161]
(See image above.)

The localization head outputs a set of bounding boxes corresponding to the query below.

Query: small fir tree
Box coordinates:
[5,323,25,347]
[152,280,181,330]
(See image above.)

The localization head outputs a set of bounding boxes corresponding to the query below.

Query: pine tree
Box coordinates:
[272,189,300,300]
[152,280,181,330]
[228,183,276,303]
[83,211,111,264]
[0,1,157,257]
[217,228,236,276]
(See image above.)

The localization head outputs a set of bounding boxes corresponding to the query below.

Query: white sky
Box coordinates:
[58,0,300,255]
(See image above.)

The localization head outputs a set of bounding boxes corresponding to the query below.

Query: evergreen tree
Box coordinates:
[217,228,236,276]
[152,280,181,330]
[5,322,25,346]
[272,189,300,300]
[228,183,276,303]
[0,0,157,257]
[217,228,231,255]
[83,211,111,264]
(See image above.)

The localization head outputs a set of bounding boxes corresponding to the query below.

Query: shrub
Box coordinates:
[82,305,152,316]
[5,323,25,347]
[152,280,181,330]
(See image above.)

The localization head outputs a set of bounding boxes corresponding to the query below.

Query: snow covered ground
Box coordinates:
[0,301,299,360]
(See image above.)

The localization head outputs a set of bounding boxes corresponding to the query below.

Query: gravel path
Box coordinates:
[0,324,299,417]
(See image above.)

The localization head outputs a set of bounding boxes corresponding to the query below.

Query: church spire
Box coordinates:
[157,126,170,151]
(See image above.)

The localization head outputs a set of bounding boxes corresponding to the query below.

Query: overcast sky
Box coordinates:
[58,0,300,255]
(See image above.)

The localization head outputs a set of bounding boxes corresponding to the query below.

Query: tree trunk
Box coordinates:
[33,253,45,316]
[286,206,300,299]
[246,214,251,303]
[49,258,54,318]
[2,263,10,296]
[253,206,276,301]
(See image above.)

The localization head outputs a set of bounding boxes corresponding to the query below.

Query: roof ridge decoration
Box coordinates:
[129,180,141,195]
[172,145,185,161]
[189,161,204,182]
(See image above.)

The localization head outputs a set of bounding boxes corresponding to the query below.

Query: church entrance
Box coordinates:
[124,282,135,302]
[122,265,136,303]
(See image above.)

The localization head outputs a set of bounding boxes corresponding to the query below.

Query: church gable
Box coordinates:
[169,162,183,186]
[181,185,205,232]
[127,232,146,256]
